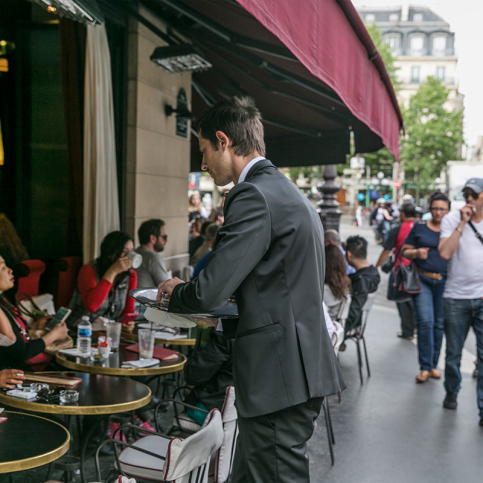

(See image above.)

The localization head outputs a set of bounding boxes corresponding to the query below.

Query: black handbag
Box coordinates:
[399,263,421,294]
[387,267,404,301]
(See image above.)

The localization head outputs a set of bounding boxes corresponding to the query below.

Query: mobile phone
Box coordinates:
[46,307,72,331]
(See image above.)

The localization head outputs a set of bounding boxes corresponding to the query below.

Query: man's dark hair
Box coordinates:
[401,203,416,219]
[205,223,219,241]
[97,231,133,278]
[138,219,165,245]
[197,97,266,157]
[346,235,368,260]
[429,191,450,210]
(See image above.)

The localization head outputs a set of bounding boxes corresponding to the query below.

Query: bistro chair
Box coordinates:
[53,256,82,309]
[343,292,377,385]
[95,409,223,483]
[154,387,238,483]
[13,259,46,297]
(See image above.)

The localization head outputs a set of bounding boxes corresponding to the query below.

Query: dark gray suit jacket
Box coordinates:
[169,159,345,417]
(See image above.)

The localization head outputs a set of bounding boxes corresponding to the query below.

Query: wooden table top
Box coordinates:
[0,411,70,474]
[0,372,151,415]
[56,344,186,376]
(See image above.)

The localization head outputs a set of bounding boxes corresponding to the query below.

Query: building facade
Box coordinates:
[357,5,464,112]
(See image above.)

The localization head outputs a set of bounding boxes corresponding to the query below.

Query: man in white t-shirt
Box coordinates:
[439,178,483,426]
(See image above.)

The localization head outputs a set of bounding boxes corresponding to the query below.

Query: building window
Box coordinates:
[436,66,446,82]
[411,66,420,83]
[410,35,424,55]
[432,35,447,55]
[389,13,399,22]
[413,13,423,22]
[365,14,375,23]
[384,34,401,53]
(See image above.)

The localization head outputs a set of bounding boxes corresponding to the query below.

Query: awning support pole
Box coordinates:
[317,165,342,233]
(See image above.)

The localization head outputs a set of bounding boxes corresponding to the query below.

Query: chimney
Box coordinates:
[401,2,409,21]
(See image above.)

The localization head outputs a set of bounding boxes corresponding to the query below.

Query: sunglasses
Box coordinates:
[463,190,479,200]
[160,235,168,241]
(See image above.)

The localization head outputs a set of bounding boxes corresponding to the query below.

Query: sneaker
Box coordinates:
[473,367,479,379]
[138,420,156,435]
[397,331,413,340]
[443,393,458,410]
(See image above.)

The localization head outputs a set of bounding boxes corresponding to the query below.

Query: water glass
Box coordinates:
[106,322,122,351]
[138,329,155,359]
[59,389,79,405]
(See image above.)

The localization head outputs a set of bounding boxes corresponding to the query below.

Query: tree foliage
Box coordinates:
[401,76,463,190]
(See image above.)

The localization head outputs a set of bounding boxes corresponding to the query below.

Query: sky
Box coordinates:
[351,0,483,151]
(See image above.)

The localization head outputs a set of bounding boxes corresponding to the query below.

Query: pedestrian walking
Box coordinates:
[401,193,450,383]
[438,179,483,426]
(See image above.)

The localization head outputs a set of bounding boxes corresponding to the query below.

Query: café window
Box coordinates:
[411,66,420,83]
[389,13,399,22]
[410,35,424,55]
[413,13,423,22]
[436,66,446,82]
[384,34,401,53]
[365,14,375,23]
[432,35,447,55]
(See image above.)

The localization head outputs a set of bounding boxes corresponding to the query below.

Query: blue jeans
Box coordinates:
[443,298,483,417]
[412,274,445,371]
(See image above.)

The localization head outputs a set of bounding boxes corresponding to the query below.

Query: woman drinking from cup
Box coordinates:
[68,231,137,329]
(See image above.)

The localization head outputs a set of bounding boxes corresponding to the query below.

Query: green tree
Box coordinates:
[401,76,463,195]
[360,23,399,176]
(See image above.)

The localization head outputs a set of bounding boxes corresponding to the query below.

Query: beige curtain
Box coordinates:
[83,23,120,263]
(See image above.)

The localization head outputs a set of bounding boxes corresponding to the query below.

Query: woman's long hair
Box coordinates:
[0,214,29,266]
[325,244,351,300]
[96,231,132,279]
[188,191,202,213]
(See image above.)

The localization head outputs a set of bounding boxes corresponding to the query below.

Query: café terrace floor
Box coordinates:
[5,219,483,483]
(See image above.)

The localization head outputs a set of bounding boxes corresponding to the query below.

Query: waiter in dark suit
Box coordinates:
[158,97,345,482]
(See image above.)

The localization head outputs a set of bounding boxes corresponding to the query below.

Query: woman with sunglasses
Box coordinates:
[0,256,68,371]
[401,192,450,383]
[68,231,137,329]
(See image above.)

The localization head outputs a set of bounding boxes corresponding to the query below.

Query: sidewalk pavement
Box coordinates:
[308,303,483,483]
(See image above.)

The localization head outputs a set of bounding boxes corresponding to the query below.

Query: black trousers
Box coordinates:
[397,299,416,337]
[232,397,324,483]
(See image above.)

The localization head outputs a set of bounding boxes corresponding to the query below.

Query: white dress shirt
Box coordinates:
[237,156,266,184]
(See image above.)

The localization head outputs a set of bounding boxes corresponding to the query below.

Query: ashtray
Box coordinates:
[59,389,79,405]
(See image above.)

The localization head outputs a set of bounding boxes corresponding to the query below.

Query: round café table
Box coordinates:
[0,372,151,415]
[56,344,186,376]
[0,411,70,474]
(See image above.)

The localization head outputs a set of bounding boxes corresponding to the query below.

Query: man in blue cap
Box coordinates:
[439,178,483,426]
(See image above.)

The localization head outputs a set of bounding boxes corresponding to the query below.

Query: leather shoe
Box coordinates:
[397,331,413,340]
[443,392,458,410]
[479,417,483,427]
[430,369,441,379]
[415,370,430,383]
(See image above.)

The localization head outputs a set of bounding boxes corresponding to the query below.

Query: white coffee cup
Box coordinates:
[127,251,143,269]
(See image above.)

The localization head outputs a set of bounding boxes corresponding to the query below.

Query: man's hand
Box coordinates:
[460,204,474,223]
[157,277,185,301]
[416,247,429,260]
[0,369,25,389]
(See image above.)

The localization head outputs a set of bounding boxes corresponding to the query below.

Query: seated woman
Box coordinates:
[68,231,137,328]
[323,244,352,325]
[0,256,68,371]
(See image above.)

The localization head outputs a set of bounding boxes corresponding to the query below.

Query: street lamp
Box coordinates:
[377,171,385,180]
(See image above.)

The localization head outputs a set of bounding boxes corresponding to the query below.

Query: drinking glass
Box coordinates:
[138,329,155,359]
[106,322,122,351]
[59,389,79,405]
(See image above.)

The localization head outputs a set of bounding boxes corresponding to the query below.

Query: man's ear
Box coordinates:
[150,234,157,245]
[215,131,230,150]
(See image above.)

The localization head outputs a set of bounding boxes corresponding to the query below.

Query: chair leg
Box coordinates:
[325,398,335,445]
[362,336,371,378]
[321,400,335,465]
[356,339,364,385]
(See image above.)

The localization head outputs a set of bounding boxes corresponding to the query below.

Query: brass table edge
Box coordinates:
[0,388,152,415]
[0,411,70,474]
[55,353,187,376]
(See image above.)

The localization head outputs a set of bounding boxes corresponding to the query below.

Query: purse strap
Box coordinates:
[468,221,483,246]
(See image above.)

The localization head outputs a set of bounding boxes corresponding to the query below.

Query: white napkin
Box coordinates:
[121,358,160,368]
[6,389,37,400]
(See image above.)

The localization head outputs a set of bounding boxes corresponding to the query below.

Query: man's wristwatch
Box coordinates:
[455,227,463,235]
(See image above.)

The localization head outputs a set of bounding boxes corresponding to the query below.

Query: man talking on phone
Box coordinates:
[157,97,345,482]
[439,178,483,426]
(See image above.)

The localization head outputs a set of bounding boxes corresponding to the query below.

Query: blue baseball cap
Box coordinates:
[463,178,483,194]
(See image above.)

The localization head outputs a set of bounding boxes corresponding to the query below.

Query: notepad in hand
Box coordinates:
[23,373,82,387]
[125,344,179,361]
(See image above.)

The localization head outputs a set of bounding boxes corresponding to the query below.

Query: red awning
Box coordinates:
[145,0,403,169]
[236,0,402,161]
